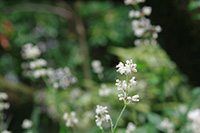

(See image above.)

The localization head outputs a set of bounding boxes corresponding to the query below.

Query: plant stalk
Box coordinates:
[113,104,127,132]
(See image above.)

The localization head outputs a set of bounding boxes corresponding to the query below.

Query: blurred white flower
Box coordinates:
[0,93,9,111]
[0,92,8,100]
[129,10,141,18]
[0,103,10,111]
[2,130,12,133]
[29,58,47,69]
[142,6,152,16]
[126,122,136,133]
[179,105,187,114]
[63,111,79,127]
[96,105,108,115]
[22,119,33,129]
[125,0,162,46]
[159,118,174,133]
[99,84,111,97]
[187,109,200,133]
[21,43,41,59]
[91,60,104,79]
[33,68,47,78]
[47,67,77,89]
[132,18,151,37]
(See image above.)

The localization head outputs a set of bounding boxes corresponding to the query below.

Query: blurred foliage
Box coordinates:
[188,0,200,20]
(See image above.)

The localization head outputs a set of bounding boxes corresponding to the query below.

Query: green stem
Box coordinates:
[126,74,129,95]
[101,128,104,133]
[110,119,114,132]
[113,104,127,132]
[0,109,3,132]
[134,4,140,11]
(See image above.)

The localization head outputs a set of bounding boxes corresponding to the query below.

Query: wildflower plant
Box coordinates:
[20,43,79,131]
[0,92,10,132]
[95,59,139,132]
[125,0,162,46]
[63,111,79,128]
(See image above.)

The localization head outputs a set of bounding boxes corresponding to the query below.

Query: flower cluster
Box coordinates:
[99,84,111,97]
[95,105,112,130]
[22,119,33,129]
[0,92,10,111]
[21,43,77,89]
[21,43,41,59]
[187,108,200,133]
[21,43,48,78]
[125,0,162,46]
[159,118,174,133]
[47,67,77,89]
[116,59,137,75]
[63,111,79,127]
[91,60,104,79]
[116,59,139,104]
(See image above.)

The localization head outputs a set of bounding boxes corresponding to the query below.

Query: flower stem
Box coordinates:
[113,104,127,132]
[101,128,105,133]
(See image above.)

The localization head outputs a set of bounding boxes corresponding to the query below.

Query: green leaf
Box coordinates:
[188,1,200,10]
[133,124,158,133]
[146,112,162,126]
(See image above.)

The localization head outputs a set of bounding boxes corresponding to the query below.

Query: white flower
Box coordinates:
[126,122,136,133]
[63,111,79,127]
[159,118,174,133]
[95,105,111,130]
[129,10,141,18]
[127,95,139,103]
[118,93,126,101]
[47,67,77,89]
[116,59,137,75]
[21,43,41,59]
[91,60,104,74]
[116,79,127,91]
[132,18,151,37]
[2,130,11,133]
[0,92,8,100]
[29,58,47,69]
[116,62,126,74]
[187,109,200,122]
[187,109,200,133]
[4,103,10,109]
[22,119,33,129]
[142,6,152,16]
[95,115,103,129]
[0,103,10,111]
[33,69,47,78]
[96,105,108,115]
[129,76,137,87]
[152,32,158,39]
[99,84,111,97]
[155,25,162,32]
